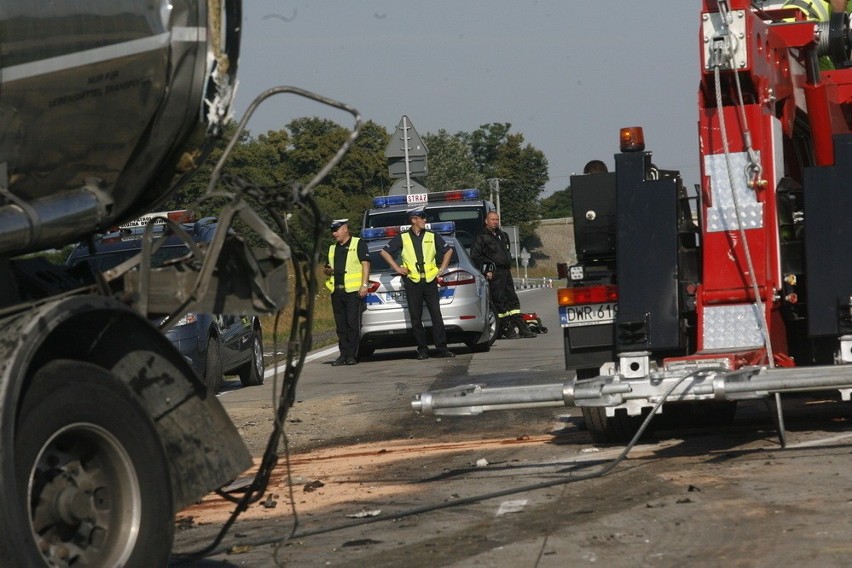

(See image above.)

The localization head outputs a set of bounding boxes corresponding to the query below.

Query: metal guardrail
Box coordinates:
[515,277,553,289]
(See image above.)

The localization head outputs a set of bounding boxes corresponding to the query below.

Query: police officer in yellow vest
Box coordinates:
[380,208,456,360]
[324,219,370,366]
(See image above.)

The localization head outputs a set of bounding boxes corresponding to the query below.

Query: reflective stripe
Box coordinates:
[2,29,205,83]
[498,309,521,318]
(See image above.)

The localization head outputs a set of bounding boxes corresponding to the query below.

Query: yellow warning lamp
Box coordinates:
[619,127,645,152]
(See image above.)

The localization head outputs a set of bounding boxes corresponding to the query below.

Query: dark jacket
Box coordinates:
[471,227,512,271]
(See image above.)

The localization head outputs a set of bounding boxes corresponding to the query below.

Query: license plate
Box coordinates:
[385,291,406,302]
[560,303,617,327]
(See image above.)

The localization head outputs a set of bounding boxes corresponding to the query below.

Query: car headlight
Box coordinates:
[161,312,199,327]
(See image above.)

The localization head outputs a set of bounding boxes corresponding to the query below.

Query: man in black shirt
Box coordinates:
[470,211,536,339]
[380,208,456,360]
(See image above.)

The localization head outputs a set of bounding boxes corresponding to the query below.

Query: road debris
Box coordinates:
[346,509,382,519]
[496,499,528,516]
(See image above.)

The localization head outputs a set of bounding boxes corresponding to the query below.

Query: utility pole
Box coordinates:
[488,178,502,220]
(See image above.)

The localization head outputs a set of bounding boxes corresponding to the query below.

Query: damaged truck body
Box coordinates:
[0,1,303,565]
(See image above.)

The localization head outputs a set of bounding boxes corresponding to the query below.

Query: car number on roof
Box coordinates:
[406,193,428,205]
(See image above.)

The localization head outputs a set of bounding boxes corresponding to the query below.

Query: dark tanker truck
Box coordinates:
[0,2,309,565]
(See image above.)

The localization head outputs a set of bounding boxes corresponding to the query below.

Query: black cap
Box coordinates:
[408,208,427,219]
[330,219,349,230]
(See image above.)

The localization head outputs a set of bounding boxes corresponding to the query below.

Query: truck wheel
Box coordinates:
[204,337,223,394]
[574,368,656,443]
[238,328,265,387]
[581,406,655,444]
[14,360,173,568]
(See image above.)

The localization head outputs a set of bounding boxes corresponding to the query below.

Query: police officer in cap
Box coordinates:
[324,219,370,366]
[380,208,456,360]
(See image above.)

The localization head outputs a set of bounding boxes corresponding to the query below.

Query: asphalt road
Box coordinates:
[171,287,852,567]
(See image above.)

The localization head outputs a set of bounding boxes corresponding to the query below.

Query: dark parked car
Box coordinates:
[66,211,264,393]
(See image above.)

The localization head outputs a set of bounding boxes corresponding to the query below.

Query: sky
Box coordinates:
[233,1,702,197]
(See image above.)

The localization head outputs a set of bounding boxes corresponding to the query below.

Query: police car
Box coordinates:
[357,221,497,357]
[66,211,264,393]
[362,189,496,252]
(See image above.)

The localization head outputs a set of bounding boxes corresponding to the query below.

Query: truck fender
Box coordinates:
[0,295,251,514]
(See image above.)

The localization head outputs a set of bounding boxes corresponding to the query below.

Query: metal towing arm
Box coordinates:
[415,0,852,442]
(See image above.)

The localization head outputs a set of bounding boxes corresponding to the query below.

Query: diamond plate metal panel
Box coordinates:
[704,152,763,232]
[702,304,764,350]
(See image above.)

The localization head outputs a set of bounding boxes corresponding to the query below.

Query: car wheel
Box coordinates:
[467,305,498,351]
[357,345,375,360]
[14,360,174,567]
[466,336,492,352]
[238,328,264,387]
[486,306,499,345]
[204,337,223,394]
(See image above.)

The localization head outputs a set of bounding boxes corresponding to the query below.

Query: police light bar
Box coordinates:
[361,221,456,240]
[371,189,480,208]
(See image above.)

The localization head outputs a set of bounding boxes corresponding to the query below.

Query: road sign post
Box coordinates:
[521,247,530,284]
[385,115,427,194]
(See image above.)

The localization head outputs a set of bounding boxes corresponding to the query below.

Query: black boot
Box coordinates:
[514,314,537,338]
[500,317,519,339]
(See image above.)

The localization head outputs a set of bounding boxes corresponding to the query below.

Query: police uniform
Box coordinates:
[326,220,370,365]
[470,223,536,339]
[382,210,455,359]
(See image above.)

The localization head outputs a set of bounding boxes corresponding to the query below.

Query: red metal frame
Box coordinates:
[692,2,852,363]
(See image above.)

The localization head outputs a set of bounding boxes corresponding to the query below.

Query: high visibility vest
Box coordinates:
[325,237,364,292]
[783,0,830,21]
[401,231,439,283]
[783,0,835,69]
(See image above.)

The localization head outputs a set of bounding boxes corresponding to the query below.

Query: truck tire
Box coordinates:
[581,406,654,444]
[238,328,265,387]
[204,337,223,394]
[574,368,655,444]
[14,360,174,567]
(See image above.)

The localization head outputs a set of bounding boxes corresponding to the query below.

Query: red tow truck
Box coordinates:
[413,0,852,444]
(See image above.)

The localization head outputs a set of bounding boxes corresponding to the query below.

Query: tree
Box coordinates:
[540,187,573,219]
[463,123,512,179]
[490,131,549,248]
[422,129,486,192]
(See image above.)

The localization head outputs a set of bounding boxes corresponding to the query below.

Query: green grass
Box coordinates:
[259,267,337,353]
